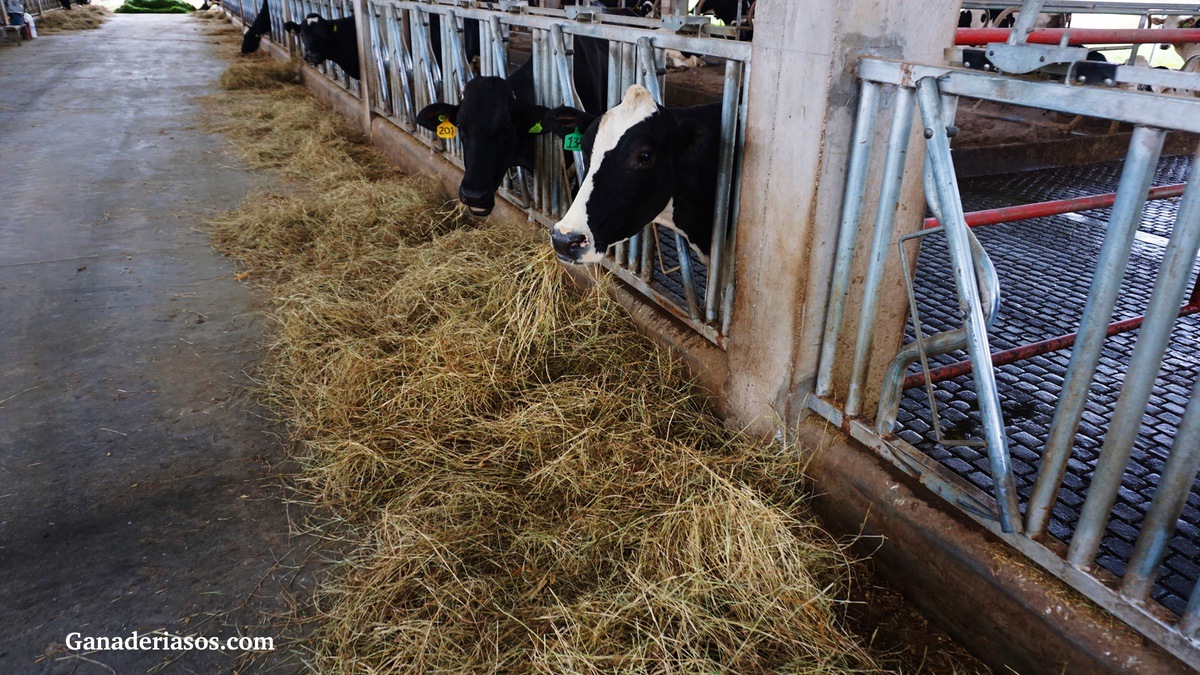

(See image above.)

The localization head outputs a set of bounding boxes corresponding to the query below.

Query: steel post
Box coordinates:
[1068,143,1200,568]
[916,76,1021,533]
[1025,125,1166,538]
[844,84,914,417]
[815,80,881,399]
[1120,371,1200,601]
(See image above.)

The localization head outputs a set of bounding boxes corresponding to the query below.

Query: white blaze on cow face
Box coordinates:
[551,84,659,264]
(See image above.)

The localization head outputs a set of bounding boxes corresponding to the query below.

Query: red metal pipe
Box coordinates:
[904,273,1200,390]
[924,183,1186,230]
[955,27,1200,46]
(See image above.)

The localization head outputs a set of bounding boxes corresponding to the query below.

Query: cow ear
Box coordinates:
[284,21,300,34]
[543,106,597,138]
[675,116,711,157]
[415,103,459,132]
[515,105,549,134]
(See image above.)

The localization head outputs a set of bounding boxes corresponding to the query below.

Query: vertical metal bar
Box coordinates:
[815,81,881,398]
[916,76,1021,534]
[551,24,586,185]
[704,58,744,323]
[1025,126,1167,537]
[489,15,508,75]
[1007,0,1046,45]
[1068,144,1200,568]
[1120,372,1200,600]
[844,84,914,417]
[1182,580,1200,637]
[676,233,701,321]
[721,57,751,339]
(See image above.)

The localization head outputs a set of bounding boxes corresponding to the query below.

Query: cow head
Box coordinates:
[544,85,706,265]
[415,78,548,217]
[284,14,335,68]
[241,30,263,54]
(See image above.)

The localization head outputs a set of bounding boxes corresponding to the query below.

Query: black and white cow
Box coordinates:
[413,36,610,216]
[563,0,654,17]
[284,13,359,80]
[544,84,722,264]
[415,60,548,216]
[240,0,271,55]
[694,0,753,26]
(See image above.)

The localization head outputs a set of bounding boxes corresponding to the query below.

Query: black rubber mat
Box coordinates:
[896,155,1199,616]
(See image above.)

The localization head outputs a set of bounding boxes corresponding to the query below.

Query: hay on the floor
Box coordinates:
[202,50,983,674]
[114,0,194,13]
[35,4,110,33]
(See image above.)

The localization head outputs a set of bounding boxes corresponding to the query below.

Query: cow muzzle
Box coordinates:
[458,186,494,217]
[550,229,596,264]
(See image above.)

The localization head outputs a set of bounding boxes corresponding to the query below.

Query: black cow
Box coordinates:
[544,84,722,264]
[241,0,271,55]
[413,35,609,216]
[284,13,359,80]
[415,60,548,216]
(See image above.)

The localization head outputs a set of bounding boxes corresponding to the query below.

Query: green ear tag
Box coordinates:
[436,114,456,139]
[563,128,583,152]
[527,121,543,134]
[332,24,337,32]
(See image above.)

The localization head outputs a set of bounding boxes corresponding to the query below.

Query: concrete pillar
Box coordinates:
[722,0,961,434]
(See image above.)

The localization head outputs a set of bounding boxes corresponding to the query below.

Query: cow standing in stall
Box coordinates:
[413,29,611,216]
[543,84,723,264]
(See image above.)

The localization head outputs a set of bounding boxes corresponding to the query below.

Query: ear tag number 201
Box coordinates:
[436,115,457,140]
[563,128,583,153]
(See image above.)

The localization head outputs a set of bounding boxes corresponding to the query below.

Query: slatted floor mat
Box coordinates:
[897,154,1199,615]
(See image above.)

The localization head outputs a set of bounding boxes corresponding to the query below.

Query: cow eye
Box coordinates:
[636,150,654,166]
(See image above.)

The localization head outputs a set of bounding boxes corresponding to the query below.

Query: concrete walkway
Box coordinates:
[0,15,306,673]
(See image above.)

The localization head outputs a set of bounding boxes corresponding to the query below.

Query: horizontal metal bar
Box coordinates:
[957,27,1200,46]
[904,274,1200,389]
[858,59,1200,135]
[962,1,1200,15]
[380,0,752,61]
[924,183,1186,230]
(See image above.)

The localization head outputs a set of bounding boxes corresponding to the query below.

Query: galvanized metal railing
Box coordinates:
[360,1,750,346]
[810,53,1200,665]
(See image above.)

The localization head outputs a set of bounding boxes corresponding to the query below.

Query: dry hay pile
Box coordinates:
[36,4,110,33]
[203,53,980,674]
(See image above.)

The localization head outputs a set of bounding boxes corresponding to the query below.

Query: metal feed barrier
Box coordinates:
[811,2,1200,662]
[358,1,750,346]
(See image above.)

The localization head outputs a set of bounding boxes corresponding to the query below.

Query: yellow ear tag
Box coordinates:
[436,115,457,139]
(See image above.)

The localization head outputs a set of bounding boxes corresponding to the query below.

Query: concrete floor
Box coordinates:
[0,15,308,674]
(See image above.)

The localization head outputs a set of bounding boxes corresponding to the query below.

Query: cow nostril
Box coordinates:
[551,229,587,247]
[459,187,489,204]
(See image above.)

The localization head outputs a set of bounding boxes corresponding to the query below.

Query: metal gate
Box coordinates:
[810,8,1200,663]
[360,1,750,346]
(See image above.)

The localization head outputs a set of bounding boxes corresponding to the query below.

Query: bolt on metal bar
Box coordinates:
[844,84,914,418]
[1068,144,1200,568]
[1120,370,1200,601]
[916,76,1021,533]
[1025,125,1167,538]
[815,80,881,399]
